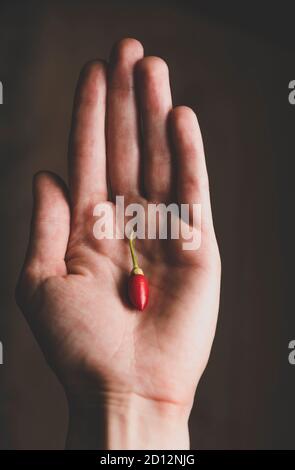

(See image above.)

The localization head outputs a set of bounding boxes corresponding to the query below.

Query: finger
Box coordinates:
[107,38,144,198]
[136,56,173,201]
[68,61,107,209]
[170,106,213,231]
[21,171,70,289]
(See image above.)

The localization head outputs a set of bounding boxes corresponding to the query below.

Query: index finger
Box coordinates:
[68,61,108,211]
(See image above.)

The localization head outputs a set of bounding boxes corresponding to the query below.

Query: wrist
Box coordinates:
[66,391,191,450]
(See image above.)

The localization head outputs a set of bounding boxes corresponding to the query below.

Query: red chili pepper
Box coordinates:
[128,232,149,311]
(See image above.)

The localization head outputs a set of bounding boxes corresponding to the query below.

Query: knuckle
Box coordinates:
[198,174,210,192]
[208,242,222,274]
[182,177,198,195]
[214,248,222,273]
[15,265,39,307]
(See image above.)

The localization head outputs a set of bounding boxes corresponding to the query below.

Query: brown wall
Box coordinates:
[0,1,295,449]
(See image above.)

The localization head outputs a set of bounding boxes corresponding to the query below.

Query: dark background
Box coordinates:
[0,0,295,449]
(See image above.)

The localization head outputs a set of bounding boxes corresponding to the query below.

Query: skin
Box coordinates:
[16,38,221,449]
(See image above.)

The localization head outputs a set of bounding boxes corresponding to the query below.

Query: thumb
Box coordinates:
[17,171,70,301]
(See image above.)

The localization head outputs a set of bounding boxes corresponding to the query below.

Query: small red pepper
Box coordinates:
[128,232,149,311]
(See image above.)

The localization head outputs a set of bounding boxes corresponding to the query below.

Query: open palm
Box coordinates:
[16,39,221,441]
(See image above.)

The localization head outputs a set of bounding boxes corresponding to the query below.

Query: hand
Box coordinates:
[16,39,221,449]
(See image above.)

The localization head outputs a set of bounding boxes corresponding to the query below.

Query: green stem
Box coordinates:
[129,231,139,269]
[129,231,143,275]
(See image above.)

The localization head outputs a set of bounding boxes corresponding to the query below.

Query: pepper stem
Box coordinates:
[129,230,143,275]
